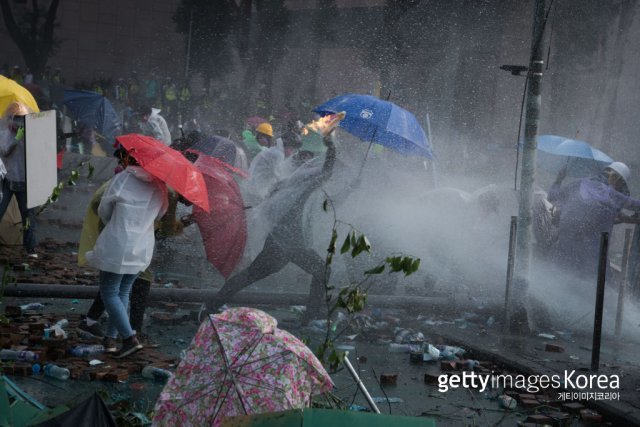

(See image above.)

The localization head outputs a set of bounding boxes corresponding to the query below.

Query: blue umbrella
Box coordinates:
[536,135,614,177]
[63,89,120,144]
[313,94,433,158]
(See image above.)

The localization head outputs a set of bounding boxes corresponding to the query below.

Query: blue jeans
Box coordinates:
[0,179,37,251]
[99,271,138,339]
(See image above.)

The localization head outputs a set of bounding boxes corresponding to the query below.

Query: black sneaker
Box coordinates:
[114,336,143,358]
[103,337,118,353]
[78,321,104,338]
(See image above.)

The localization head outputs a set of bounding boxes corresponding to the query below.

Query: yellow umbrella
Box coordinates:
[0,75,40,115]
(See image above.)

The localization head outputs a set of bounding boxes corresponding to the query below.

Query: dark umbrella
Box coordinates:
[63,89,120,144]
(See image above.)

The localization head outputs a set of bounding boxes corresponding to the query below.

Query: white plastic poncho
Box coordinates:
[244,140,286,202]
[85,166,168,274]
[140,108,172,146]
[0,125,25,182]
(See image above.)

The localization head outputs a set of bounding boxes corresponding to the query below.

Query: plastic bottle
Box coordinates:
[70,344,105,357]
[44,364,70,380]
[19,302,46,311]
[141,365,173,381]
[0,349,39,361]
[388,343,411,353]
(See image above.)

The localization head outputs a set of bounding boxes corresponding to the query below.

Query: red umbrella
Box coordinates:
[116,134,210,212]
[192,154,247,278]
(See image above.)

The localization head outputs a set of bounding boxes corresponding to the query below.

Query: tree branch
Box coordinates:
[0,0,28,51]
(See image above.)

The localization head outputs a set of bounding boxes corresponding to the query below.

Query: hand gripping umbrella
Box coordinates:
[115,134,209,212]
[153,307,333,426]
[313,93,433,158]
[191,154,247,278]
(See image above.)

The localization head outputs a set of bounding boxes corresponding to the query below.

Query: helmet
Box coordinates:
[255,122,273,137]
[605,161,630,184]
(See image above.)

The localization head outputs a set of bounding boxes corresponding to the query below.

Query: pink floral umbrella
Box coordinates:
[153,308,334,426]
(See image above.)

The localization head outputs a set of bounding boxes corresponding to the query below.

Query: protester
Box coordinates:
[84,147,168,357]
[137,105,172,146]
[255,122,273,148]
[548,162,640,277]
[215,132,337,322]
[241,129,263,161]
[0,102,38,258]
[76,174,182,346]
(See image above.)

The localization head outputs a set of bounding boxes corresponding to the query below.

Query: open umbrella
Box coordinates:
[536,134,614,177]
[189,135,249,173]
[313,93,432,158]
[191,154,247,278]
[153,307,334,427]
[63,89,120,144]
[115,134,210,212]
[0,75,39,114]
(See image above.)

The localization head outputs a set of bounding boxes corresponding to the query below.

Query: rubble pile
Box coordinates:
[0,308,175,383]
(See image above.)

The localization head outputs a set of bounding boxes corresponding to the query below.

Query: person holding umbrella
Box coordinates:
[0,101,38,258]
[85,146,169,357]
[548,162,640,278]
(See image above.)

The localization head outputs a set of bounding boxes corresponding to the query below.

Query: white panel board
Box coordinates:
[25,110,57,209]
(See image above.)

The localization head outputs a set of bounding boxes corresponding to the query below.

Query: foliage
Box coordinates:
[0,0,61,76]
[35,160,94,216]
[315,196,420,372]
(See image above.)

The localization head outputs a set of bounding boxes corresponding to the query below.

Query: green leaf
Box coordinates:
[364,264,385,275]
[88,163,95,179]
[386,256,403,272]
[340,235,351,254]
[350,231,357,247]
[322,199,328,212]
[410,258,421,274]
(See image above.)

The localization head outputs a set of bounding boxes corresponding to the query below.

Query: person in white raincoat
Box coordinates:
[137,106,172,146]
[85,148,168,357]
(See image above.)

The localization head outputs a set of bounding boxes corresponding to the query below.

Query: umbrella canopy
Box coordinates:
[63,89,120,143]
[153,307,333,427]
[0,75,39,114]
[313,94,432,158]
[536,135,614,177]
[116,134,210,212]
[191,154,247,278]
[190,135,240,167]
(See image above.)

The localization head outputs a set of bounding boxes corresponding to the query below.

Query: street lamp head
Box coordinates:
[500,65,529,76]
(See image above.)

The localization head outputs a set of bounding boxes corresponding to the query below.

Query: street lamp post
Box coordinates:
[511,0,548,326]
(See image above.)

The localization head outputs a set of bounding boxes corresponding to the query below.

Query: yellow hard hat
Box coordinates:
[256,122,273,137]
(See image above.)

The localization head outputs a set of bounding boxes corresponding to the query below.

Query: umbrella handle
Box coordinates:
[342,352,381,414]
